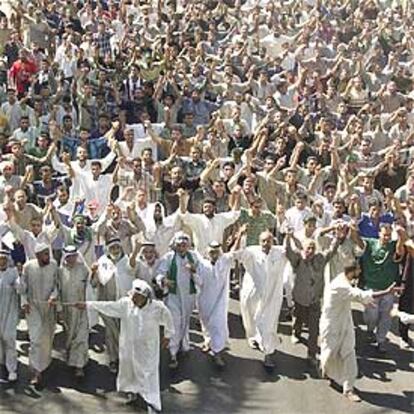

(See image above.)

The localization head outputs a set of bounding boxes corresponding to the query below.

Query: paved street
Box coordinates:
[0,299,412,414]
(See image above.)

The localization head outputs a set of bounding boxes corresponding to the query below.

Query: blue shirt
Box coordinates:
[62,136,110,160]
[358,212,394,238]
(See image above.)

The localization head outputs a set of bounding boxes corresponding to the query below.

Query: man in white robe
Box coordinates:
[0,249,21,382]
[58,245,90,377]
[320,265,399,402]
[21,242,59,385]
[179,191,240,255]
[197,241,235,367]
[76,279,174,413]
[236,229,287,369]
[91,238,138,373]
[156,232,201,369]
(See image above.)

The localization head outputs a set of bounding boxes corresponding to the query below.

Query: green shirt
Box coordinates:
[239,208,276,246]
[361,238,400,290]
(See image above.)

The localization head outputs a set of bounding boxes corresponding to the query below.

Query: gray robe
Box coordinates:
[21,260,58,373]
[58,261,90,368]
[0,267,21,373]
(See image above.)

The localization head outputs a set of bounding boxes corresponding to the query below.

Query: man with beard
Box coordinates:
[76,279,174,413]
[196,239,243,367]
[320,264,399,402]
[90,238,139,373]
[156,232,201,369]
[143,202,181,256]
[236,230,287,370]
[179,190,240,255]
[57,245,90,378]
[286,229,339,369]
[21,242,59,385]
[0,249,21,382]
[98,202,144,255]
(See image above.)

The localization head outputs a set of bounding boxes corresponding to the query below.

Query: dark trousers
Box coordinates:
[293,302,321,358]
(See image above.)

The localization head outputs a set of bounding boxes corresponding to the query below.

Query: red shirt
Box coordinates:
[9,59,38,94]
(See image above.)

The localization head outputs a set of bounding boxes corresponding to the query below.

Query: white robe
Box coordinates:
[320,273,373,389]
[0,267,21,373]
[58,261,90,368]
[87,297,174,411]
[21,260,59,372]
[197,254,233,353]
[157,250,201,356]
[237,246,287,355]
[95,254,136,363]
[181,211,240,255]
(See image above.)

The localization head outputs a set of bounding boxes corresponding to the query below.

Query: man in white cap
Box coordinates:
[0,249,21,382]
[196,240,240,367]
[91,238,140,373]
[21,242,59,385]
[58,245,90,378]
[75,279,174,413]
[156,232,201,369]
[320,265,400,402]
[131,241,161,288]
[235,229,287,370]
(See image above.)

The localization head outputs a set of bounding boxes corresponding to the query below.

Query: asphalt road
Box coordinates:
[0,298,413,414]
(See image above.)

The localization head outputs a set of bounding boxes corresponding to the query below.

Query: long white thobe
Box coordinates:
[157,250,201,356]
[21,260,59,372]
[78,173,113,216]
[181,211,240,255]
[58,261,90,368]
[95,254,136,363]
[0,267,21,373]
[320,273,373,391]
[87,297,174,411]
[197,254,234,353]
[236,246,287,355]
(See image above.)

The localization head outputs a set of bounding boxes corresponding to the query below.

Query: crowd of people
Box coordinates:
[0,0,414,412]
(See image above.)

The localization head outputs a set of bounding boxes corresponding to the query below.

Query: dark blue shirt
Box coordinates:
[358,212,394,238]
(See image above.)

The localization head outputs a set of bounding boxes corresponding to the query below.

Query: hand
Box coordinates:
[90,262,99,274]
[384,188,393,198]
[47,297,57,307]
[176,188,187,199]
[75,302,87,310]
[238,223,249,235]
[185,263,197,273]
[22,303,31,315]
[161,336,170,349]
[395,225,406,237]
[232,185,242,195]
[112,121,120,130]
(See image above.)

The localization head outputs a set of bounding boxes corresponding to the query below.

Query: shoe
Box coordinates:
[248,339,260,350]
[74,368,84,378]
[169,356,178,370]
[124,393,137,406]
[30,373,41,386]
[8,372,17,382]
[366,331,376,343]
[109,361,118,374]
[285,307,293,322]
[213,353,225,368]
[201,343,211,353]
[344,390,361,402]
[291,334,300,344]
[263,354,275,370]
